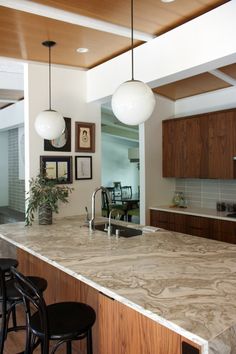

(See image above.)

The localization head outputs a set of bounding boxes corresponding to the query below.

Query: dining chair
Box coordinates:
[121,186,132,199]
[101,190,126,220]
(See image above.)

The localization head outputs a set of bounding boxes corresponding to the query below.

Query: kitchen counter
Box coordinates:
[1,216,236,354]
[150,205,236,222]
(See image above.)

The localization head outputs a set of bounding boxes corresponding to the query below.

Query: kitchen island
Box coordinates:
[0,216,236,354]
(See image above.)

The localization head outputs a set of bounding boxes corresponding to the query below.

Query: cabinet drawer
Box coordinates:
[150,210,236,244]
[185,215,210,238]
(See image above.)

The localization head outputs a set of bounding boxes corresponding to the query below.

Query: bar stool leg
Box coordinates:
[0,311,7,354]
[11,305,17,328]
[66,341,72,354]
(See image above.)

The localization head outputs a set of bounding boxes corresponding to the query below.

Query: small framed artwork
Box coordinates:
[44,117,71,152]
[75,122,95,153]
[40,156,73,184]
[75,156,92,180]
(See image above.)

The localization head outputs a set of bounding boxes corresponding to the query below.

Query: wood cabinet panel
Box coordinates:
[150,210,187,233]
[163,108,236,179]
[150,210,236,244]
[99,292,181,354]
[163,118,186,177]
[208,110,235,178]
[186,215,210,238]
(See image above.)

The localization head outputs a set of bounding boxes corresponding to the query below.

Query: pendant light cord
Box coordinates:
[49,44,52,110]
[131,0,134,81]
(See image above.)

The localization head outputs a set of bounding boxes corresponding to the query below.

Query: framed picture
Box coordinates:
[75,156,92,180]
[75,122,95,153]
[40,156,73,184]
[44,117,71,152]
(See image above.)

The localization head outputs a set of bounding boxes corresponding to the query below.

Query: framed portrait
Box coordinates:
[75,122,95,153]
[44,117,71,152]
[40,156,73,184]
[75,156,92,180]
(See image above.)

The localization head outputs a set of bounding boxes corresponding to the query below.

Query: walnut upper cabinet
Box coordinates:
[208,110,236,178]
[162,108,236,179]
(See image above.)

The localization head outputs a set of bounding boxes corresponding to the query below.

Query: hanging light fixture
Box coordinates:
[35,41,65,140]
[111,0,156,126]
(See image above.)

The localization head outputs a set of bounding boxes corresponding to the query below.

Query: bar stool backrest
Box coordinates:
[11,267,49,346]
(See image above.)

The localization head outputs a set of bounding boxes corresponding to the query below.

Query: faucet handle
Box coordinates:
[85,206,90,223]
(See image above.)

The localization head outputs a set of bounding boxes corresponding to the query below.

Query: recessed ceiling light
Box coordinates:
[161,0,175,3]
[76,47,89,53]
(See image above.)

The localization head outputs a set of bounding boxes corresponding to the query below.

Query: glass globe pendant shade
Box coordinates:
[34,109,65,140]
[111,80,156,125]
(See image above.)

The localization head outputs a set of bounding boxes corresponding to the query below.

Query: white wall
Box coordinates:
[24,63,101,217]
[0,131,8,206]
[140,94,175,224]
[101,134,139,193]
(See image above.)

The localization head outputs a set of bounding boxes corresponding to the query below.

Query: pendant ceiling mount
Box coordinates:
[34,40,65,140]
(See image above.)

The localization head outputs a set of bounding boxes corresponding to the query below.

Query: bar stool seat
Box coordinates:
[12,267,96,354]
[31,302,95,339]
[1,276,47,301]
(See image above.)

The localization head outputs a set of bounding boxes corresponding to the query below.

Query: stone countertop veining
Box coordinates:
[1,216,236,354]
[150,205,236,222]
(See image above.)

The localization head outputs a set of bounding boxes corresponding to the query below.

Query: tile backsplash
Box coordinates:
[175,179,236,209]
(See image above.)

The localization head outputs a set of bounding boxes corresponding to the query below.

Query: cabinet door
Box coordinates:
[163,116,208,178]
[150,210,170,229]
[99,292,181,354]
[185,215,210,238]
[163,119,186,177]
[150,210,187,233]
[208,110,235,178]
[185,116,208,178]
[210,219,236,244]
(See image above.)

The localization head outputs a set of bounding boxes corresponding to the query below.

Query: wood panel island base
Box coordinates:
[1,216,236,354]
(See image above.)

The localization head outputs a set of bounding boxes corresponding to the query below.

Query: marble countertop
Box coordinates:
[1,216,236,354]
[150,205,236,222]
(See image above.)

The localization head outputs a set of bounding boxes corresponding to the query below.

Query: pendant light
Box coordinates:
[35,41,65,140]
[111,0,156,126]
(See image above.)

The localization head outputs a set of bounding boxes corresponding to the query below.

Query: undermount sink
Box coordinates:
[94,223,142,237]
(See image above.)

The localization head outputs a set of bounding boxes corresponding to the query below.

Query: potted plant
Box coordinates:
[25,174,73,226]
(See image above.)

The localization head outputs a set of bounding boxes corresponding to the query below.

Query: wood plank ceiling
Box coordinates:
[0,0,233,105]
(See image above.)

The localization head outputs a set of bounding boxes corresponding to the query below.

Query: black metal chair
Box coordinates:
[11,267,96,354]
[0,258,47,354]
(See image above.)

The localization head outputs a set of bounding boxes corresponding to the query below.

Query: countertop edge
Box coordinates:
[149,206,236,222]
[0,231,208,352]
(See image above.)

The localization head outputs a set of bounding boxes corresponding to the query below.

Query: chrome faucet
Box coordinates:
[108,209,120,236]
[89,186,112,231]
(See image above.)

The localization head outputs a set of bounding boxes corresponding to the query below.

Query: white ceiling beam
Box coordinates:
[0,99,19,103]
[87,1,236,102]
[0,72,24,90]
[0,0,154,42]
[209,69,236,86]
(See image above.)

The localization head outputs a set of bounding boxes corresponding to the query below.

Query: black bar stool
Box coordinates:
[0,258,47,354]
[11,267,96,354]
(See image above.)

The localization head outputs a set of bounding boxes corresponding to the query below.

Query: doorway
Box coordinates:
[101,102,140,223]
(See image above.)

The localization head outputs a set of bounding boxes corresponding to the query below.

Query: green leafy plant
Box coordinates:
[25,174,73,226]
